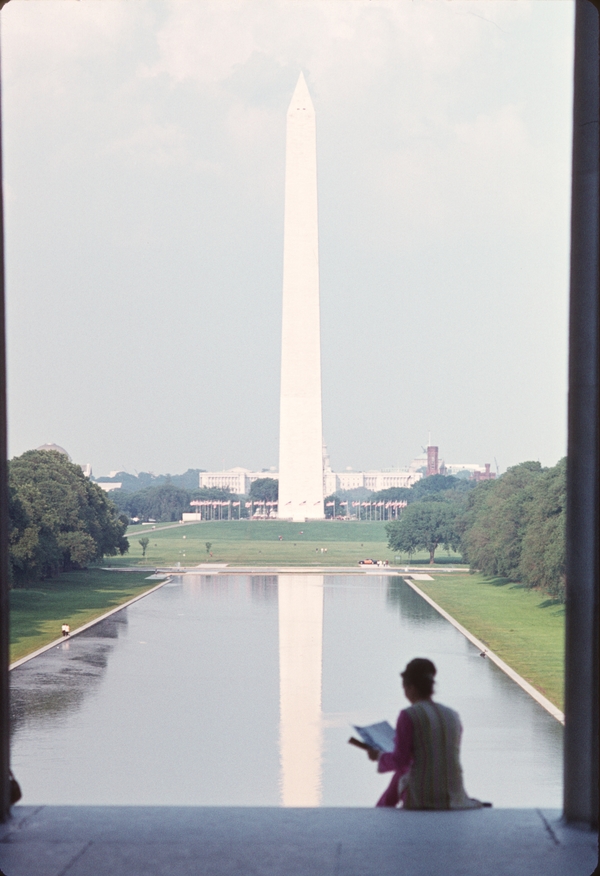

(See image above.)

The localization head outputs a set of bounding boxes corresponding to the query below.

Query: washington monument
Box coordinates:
[278,73,324,522]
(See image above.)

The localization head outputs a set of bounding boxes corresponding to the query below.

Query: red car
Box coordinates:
[358,559,377,565]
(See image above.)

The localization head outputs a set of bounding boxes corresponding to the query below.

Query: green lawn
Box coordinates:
[414,573,565,710]
[9,569,158,664]
[112,520,463,568]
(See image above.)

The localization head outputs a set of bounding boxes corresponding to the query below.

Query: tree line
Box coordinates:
[385,459,566,601]
[324,475,474,519]
[9,450,129,586]
[109,477,279,523]
[7,450,565,600]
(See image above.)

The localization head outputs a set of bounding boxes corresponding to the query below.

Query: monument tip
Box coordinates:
[289,71,314,112]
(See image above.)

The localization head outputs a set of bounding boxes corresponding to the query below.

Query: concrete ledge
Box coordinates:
[0,807,596,876]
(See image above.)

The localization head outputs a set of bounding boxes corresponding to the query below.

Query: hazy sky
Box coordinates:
[2,1,574,477]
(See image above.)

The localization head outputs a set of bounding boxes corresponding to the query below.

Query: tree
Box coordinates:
[371,487,412,503]
[386,501,458,563]
[189,486,235,501]
[518,459,566,600]
[113,484,236,520]
[460,461,543,579]
[454,458,566,601]
[410,474,469,501]
[139,537,150,558]
[249,478,278,502]
[324,487,374,519]
[9,449,129,584]
[205,542,212,554]
[122,484,191,522]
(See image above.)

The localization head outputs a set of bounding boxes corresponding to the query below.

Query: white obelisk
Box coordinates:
[278,73,324,522]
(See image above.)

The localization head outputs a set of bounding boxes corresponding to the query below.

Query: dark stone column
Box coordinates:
[0,22,10,823]
[564,0,599,829]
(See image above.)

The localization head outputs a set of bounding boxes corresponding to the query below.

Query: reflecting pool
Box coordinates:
[10,574,562,807]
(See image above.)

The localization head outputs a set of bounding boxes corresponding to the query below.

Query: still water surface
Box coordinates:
[10,574,562,807]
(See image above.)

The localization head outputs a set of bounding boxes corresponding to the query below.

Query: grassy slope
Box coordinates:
[416,573,565,710]
[10,569,156,663]
[113,520,463,567]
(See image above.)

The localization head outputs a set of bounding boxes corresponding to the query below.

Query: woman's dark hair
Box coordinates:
[401,658,436,698]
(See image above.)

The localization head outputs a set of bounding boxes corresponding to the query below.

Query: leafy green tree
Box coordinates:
[386,501,458,563]
[205,542,212,555]
[518,459,566,600]
[168,469,205,490]
[123,484,191,522]
[323,487,374,519]
[410,474,471,501]
[190,487,235,501]
[139,537,150,558]
[249,478,278,502]
[460,461,543,579]
[114,484,237,521]
[456,459,566,601]
[9,449,129,584]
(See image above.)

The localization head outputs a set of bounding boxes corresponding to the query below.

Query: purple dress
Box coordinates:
[376,710,413,807]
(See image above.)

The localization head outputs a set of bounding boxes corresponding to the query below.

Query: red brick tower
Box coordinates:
[426,446,439,477]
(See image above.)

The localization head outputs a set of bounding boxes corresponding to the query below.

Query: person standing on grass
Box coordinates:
[365,658,485,809]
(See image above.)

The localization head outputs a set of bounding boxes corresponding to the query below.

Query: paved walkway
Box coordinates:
[0,806,596,876]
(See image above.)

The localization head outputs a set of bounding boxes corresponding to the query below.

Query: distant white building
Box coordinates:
[200,464,421,499]
[199,467,276,495]
[408,452,494,480]
[322,444,421,494]
[97,482,122,492]
[444,463,488,477]
[325,470,421,494]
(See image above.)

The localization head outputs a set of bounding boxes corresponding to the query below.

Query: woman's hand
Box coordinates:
[366,745,380,762]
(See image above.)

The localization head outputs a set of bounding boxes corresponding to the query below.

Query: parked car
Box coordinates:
[358,558,377,565]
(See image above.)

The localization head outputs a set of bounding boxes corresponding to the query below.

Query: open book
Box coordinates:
[351,721,395,753]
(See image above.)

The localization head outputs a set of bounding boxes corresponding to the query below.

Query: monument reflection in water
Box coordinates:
[279,575,323,806]
[10,574,562,808]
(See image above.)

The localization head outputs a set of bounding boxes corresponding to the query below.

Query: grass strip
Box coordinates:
[114,519,462,568]
[415,573,565,710]
[9,569,157,663]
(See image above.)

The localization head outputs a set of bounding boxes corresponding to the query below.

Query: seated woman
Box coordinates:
[366,657,484,809]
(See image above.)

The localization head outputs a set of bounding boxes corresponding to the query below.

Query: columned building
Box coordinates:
[199,465,421,502]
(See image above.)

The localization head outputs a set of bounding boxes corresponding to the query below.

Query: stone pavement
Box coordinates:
[0,806,597,876]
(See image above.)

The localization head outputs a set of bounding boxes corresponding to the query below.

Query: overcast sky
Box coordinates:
[2,1,574,478]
